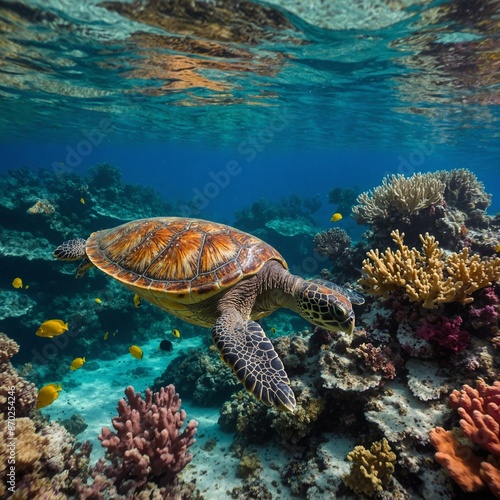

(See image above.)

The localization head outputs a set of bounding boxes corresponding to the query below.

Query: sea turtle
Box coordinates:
[54,217,364,412]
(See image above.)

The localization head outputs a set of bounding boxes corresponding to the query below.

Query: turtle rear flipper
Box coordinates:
[212,312,296,412]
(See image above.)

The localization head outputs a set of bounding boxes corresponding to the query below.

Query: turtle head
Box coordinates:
[294,279,364,335]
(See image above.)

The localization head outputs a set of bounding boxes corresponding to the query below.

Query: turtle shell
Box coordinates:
[85,217,287,306]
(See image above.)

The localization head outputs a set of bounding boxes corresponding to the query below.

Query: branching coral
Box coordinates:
[352,172,445,225]
[342,437,396,497]
[87,385,197,496]
[430,380,500,496]
[359,230,500,308]
[449,380,500,456]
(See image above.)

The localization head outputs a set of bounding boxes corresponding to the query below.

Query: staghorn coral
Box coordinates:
[90,385,198,496]
[359,229,500,308]
[342,437,396,497]
[352,172,445,226]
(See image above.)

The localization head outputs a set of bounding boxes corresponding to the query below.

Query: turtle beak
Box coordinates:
[342,317,355,336]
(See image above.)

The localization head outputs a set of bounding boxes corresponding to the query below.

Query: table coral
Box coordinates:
[342,437,396,497]
[93,385,198,495]
[359,229,500,308]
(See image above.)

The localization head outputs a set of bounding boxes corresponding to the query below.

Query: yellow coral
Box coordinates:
[342,438,396,497]
[359,230,500,309]
[26,199,55,215]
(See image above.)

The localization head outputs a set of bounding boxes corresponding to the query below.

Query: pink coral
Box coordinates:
[354,343,397,380]
[95,385,197,495]
[415,316,470,352]
[450,379,500,455]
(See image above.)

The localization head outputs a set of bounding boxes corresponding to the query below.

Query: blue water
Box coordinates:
[0,0,499,219]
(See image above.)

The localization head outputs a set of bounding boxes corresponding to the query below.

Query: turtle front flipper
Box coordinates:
[212,312,296,412]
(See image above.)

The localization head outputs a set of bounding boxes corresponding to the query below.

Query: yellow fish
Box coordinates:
[271,327,276,334]
[172,329,181,338]
[495,244,500,253]
[36,319,68,338]
[80,197,85,204]
[330,213,343,222]
[133,293,141,308]
[36,383,62,409]
[95,298,102,304]
[70,357,86,371]
[12,277,23,289]
[103,331,109,340]
[129,345,143,359]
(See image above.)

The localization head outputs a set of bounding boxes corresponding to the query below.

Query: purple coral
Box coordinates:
[314,228,351,260]
[92,385,197,495]
[416,316,471,352]
[468,286,499,334]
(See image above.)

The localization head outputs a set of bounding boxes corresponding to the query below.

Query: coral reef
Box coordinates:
[359,229,500,308]
[351,169,499,252]
[342,437,396,497]
[0,333,91,498]
[429,380,500,496]
[0,333,37,418]
[78,385,197,497]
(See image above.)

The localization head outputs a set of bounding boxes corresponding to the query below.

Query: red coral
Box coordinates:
[430,380,500,497]
[415,316,470,352]
[450,379,500,456]
[94,385,197,495]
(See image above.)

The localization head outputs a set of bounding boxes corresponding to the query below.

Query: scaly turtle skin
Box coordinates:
[54,217,364,412]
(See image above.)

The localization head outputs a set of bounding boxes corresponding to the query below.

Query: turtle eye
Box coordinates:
[333,305,346,319]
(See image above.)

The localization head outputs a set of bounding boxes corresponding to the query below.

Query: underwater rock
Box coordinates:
[406,360,452,402]
[0,291,36,321]
[59,413,88,436]
[0,229,54,261]
[282,433,356,497]
[319,348,382,393]
[265,216,318,238]
[152,349,238,406]
[365,381,449,443]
